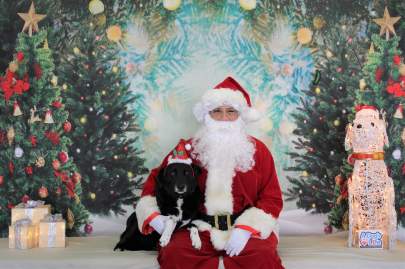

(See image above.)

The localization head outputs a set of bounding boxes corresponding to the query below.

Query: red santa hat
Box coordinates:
[355,104,379,118]
[193,76,261,123]
[167,139,192,165]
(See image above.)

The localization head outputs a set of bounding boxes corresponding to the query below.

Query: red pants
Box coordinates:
[158,230,284,269]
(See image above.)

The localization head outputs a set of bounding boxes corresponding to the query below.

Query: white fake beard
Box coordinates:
[192,115,255,175]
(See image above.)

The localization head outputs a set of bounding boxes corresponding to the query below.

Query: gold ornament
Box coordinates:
[43,38,49,49]
[67,208,75,229]
[35,157,45,167]
[73,47,81,55]
[62,83,68,90]
[74,194,81,204]
[90,192,96,200]
[314,87,321,95]
[325,50,333,58]
[95,14,106,27]
[127,171,134,178]
[28,106,41,124]
[313,16,326,30]
[239,0,256,11]
[106,25,122,42]
[112,66,118,73]
[51,75,58,86]
[401,128,405,145]
[17,2,46,37]
[333,119,340,126]
[373,7,401,40]
[163,0,182,11]
[302,171,309,177]
[296,27,313,45]
[89,0,104,15]
[80,116,87,124]
[359,79,367,91]
[399,64,405,76]
[9,61,19,72]
[313,128,318,134]
[7,127,15,145]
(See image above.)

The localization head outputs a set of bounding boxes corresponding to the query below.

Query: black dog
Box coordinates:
[114,163,202,251]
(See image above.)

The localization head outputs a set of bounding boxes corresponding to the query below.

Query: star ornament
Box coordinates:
[373,7,400,40]
[17,2,46,37]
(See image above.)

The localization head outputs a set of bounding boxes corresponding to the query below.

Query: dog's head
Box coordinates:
[157,163,201,199]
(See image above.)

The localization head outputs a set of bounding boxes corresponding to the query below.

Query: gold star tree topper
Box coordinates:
[373,7,401,40]
[18,2,46,37]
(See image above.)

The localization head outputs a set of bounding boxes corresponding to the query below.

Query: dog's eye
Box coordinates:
[371,122,375,127]
[357,124,362,128]
[184,170,190,176]
[169,171,176,177]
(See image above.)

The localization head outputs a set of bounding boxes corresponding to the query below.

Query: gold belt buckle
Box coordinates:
[214,215,219,229]
[226,214,232,230]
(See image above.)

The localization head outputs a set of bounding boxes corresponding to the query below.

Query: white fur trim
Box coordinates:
[185,143,191,151]
[167,155,192,165]
[193,88,261,123]
[204,167,234,215]
[135,195,160,232]
[235,207,278,239]
[210,229,231,250]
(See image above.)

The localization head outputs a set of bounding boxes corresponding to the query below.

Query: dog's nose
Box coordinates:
[177,184,186,191]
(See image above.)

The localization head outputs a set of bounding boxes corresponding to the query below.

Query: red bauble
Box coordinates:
[375,67,384,83]
[45,131,60,145]
[25,166,33,176]
[63,121,72,133]
[7,203,14,209]
[58,151,69,164]
[33,63,42,79]
[30,135,37,147]
[52,100,62,108]
[52,160,61,170]
[8,161,14,176]
[0,175,4,185]
[38,186,49,198]
[72,172,81,183]
[16,51,24,62]
[393,55,401,65]
[56,187,62,196]
[324,225,332,234]
[21,194,30,203]
[84,223,93,234]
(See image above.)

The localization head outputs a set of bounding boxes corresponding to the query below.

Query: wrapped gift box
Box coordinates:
[9,219,38,249]
[11,200,51,225]
[39,214,66,248]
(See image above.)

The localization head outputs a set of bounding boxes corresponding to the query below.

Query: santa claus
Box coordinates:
[136,77,284,269]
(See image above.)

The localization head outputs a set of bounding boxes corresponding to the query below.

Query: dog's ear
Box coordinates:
[156,167,165,187]
[191,163,202,178]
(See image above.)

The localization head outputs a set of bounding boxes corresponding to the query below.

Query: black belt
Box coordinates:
[201,212,242,231]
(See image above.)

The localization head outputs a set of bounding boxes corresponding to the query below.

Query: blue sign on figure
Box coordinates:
[359,230,383,249]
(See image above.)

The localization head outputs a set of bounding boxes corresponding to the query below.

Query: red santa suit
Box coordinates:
[135,77,284,269]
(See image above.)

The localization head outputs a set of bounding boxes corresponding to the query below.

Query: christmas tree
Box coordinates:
[353,8,405,227]
[285,26,366,230]
[0,25,89,236]
[58,18,147,215]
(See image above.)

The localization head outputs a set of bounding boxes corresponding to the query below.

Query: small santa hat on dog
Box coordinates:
[167,139,192,165]
[193,76,261,123]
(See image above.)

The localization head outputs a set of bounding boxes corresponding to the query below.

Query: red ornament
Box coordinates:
[8,161,14,175]
[21,194,30,203]
[63,121,72,133]
[375,67,384,83]
[336,67,343,73]
[0,175,4,185]
[72,172,81,183]
[56,187,62,196]
[400,206,405,214]
[30,135,37,147]
[25,166,33,176]
[58,151,69,164]
[52,100,62,108]
[52,160,61,170]
[16,52,24,62]
[45,131,60,145]
[7,203,14,209]
[84,223,93,234]
[38,186,48,198]
[402,163,405,175]
[324,225,332,234]
[0,130,6,145]
[393,55,401,65]
[33,63,42,79]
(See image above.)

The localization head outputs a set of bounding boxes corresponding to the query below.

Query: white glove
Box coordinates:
[224,228,252,257]
[149,215,167,235]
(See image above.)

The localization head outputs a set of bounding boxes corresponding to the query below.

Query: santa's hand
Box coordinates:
[149,215,167,235]
[224,228,252,257]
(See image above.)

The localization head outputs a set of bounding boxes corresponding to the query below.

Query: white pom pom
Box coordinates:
[242,107,262,122]
[185,144,191,151]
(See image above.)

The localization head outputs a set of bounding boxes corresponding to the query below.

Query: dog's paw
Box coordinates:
[189,227,201,250]
[159,233,172,247]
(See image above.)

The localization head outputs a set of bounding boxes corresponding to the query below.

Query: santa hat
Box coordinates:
[355,104,379,119]
[167,139,192,165]
[193,76,261,123]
